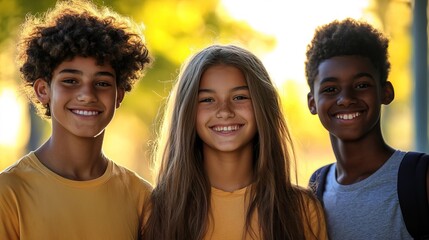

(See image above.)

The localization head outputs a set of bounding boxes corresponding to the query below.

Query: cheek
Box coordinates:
[195,109,206,132]
[239,105,257,126]
[101,92,118,108]
[247,109,256,123]
[315,98,331,122]
[316,96,332,108]
[237,103,254,114]
[50,91,64,105]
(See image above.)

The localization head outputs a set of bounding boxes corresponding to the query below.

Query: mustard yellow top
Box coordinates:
[205,186,328,240]
[0,152,152,240]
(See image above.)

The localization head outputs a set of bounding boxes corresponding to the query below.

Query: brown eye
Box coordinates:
[322,86,337,93]
[61,79,78,85]
[96,82,112,87]
[233,95,249,100]
[356,83,370,89]
[199,98,214,103]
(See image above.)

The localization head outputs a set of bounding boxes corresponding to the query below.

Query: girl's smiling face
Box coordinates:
[196,64,257,155]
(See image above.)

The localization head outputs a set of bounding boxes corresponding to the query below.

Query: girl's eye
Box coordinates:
[199,97,214,103]
[233,95,249,100]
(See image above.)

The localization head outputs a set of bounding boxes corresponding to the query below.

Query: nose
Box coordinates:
[76,84,97,103]
[336,88,357,107]
[216,101,235,119]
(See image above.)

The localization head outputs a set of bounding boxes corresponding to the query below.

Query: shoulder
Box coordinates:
[398,151,429,238]
[299,187,322,207]
[0,154,36,206]
[309,163,334,182]
[293,186,328,239]
[291,185,324,214]
[308,163,334,195]
[0,154,33,187]
[399,151,428,178]
[110,161,153,193]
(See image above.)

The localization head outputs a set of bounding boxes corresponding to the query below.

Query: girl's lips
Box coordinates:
[211,124,243,132]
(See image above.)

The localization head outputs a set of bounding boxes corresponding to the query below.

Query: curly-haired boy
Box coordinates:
[0,0,152,239]
[306,18,428,240]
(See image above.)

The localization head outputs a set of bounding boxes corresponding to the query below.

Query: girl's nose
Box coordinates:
[216,101,235,119]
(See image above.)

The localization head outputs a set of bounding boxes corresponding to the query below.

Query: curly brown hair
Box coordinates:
[16,0,151,118]
[305,18,390,92]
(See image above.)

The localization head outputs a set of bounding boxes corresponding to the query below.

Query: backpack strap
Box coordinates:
[308,163,334,205]
[398,151,429,239]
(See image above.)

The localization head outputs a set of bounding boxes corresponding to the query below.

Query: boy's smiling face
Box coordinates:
[307,55,394,141]
[35,56,124,139]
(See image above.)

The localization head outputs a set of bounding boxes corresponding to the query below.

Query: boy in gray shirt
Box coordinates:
[305,18,428,239]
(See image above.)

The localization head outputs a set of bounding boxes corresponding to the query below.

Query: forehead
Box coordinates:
[53,56,114,75]
[199,65,246,88]
[317,55,378,82]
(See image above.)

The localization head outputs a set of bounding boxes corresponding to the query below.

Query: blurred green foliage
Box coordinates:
[0,0,276,180]
[0,0,416,184]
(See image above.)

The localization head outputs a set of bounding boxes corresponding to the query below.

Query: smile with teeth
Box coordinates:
[335,112,361,120]
[211,125,242,132]
[72,109,100,116]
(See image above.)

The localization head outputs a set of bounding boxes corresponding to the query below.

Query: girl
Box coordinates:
[142,44,327,239]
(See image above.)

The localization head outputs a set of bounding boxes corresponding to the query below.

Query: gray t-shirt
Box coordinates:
[323,150,413,240]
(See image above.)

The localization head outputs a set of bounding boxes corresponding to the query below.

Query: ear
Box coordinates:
[381,81,394,105]
[33,79,51,105]
[116,88,125,108]
[307,92,317,115]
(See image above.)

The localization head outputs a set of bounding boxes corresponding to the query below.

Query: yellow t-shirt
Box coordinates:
[205,186,328,240]
[0,152,152,240]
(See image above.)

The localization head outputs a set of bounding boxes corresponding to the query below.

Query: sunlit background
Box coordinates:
[0,0,421,185]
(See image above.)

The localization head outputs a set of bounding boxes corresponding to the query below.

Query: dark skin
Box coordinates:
[308,55,429,205]
[328,123,394,185]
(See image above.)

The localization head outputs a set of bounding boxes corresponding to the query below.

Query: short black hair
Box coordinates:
[305,18,390,92]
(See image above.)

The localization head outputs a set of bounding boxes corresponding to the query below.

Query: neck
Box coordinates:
[329,127,395,184]
[203,146,253,192]
[35,132,107,181]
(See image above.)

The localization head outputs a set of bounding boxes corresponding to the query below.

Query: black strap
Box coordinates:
[308,163,333,206]
[398,151,429,240]
[309,153,429,239]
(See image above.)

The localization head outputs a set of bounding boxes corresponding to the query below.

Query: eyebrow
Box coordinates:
[319,72,375,84]
[58,69,115,78]
[354,72,375,80]
[318,77,337,85]
[198,85,249,93]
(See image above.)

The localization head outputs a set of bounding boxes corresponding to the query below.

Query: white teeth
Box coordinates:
[73,110,99,116]
[336,112,361,120]
[212,125,240,132]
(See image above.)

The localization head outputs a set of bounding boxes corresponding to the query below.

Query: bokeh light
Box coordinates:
[0,0,416,186]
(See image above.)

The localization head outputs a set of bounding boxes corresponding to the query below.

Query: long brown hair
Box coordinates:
[143,44,322,239]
